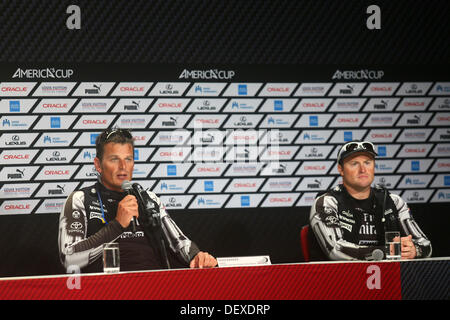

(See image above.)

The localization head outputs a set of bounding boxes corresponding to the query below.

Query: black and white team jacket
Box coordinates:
[309,184,432,261]
[58,182,200,273]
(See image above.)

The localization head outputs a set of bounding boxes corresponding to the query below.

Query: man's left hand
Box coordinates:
[190,251,218,269]
[401,235,417,260]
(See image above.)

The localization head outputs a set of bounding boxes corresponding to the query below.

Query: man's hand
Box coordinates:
[190,251,218,269]
[115,195,139,228]
[401,235,417,260]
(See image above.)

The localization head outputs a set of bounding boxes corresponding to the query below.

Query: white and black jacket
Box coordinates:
[58,182,200,272]
[309,184,432,261]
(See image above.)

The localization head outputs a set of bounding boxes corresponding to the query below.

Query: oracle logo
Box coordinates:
[404,102,425,106]
[120,87,144,92]
[158,103,182,108]
[371,87,392,91]
[337,118,359,123]
[267,87,289,92]
[1,87,27,92]
[302,103,324,108]
[438,163,450,168]
[269,197,292,202]
[405,148,426,153]
[45,170,70,175]
[43,103,68,108]
[5,204,30,210]
[82,119,107,125]
[234,183,256,188]
[197,167,220,172]
[3,154,30,160]
[371,133,392,138]
[133,136,146,141]
[268,151,291,156]
[304,165,326,171]
[234,135,256,140]
[160,152,183,157]
[437,117,450,121]
[195,119,219,124]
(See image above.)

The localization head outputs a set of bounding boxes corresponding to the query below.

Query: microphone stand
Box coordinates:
[135,192,171,270]
[145,205,171,270]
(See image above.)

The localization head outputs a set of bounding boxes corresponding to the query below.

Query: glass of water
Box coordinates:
[385,231,401,260]
[103,242,120,273]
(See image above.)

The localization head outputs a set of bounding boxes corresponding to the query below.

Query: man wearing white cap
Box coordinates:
[309,140,432,261]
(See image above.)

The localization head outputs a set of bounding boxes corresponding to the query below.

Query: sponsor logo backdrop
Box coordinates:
[1,65,449,215]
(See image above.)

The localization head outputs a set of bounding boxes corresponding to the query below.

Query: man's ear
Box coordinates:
[94,157,102,175]
[337,163,344,177]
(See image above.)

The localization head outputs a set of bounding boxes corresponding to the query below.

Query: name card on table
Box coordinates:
[217,255,272,268]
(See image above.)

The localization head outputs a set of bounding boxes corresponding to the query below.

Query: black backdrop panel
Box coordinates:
[0,0,449,64]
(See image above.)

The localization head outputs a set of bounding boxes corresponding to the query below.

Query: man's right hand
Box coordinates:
[115,195,139,228]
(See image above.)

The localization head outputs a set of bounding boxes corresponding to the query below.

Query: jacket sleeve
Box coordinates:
[58,191,125,271]
[147,192,200,265]
[389,193,432,258]
[309,193,384,261]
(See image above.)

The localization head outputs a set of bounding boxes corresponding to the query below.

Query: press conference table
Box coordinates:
[0,258,448,300]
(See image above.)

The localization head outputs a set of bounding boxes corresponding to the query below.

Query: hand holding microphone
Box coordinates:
[116,181,139,231]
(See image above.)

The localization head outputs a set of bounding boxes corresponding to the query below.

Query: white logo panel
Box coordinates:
[34,149,78,164]
[112,114,154,129]
[362,82,399,96]
[328,83,366,96]
[111,98,153,113]
[148,98,191,113]
[153,179,193,194]
[161,195,194,210]
[186,98,227,113]
[258,99,298,112]
[189,194,229,209]
[0,183,40,199]
[224,194,265,208]
[34,131,78,147]
[71,82,115,96]
[294,98,332,112]
[222,99,262,112]
[221,83,262,96]
[260,178,300,192]
[0,133,39,148]
[261,193,300,207]
[33,99,77,113]
[186,83,227,96]
[148,82,189,96]
[0,200,40,215]
[258,83,298,96]
[0,115,38,130]
[0,82,36,96]
[110,82,153,96]
[71,99,115,113]
[0,166,39,181]
[32,82,77,96]
[0,99,37,114]
[188,179,230,193]
[395,82,432,96]
[294,83,332,96]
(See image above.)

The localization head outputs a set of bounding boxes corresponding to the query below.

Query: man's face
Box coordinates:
[337,153,375,191]
[94,142,134,192]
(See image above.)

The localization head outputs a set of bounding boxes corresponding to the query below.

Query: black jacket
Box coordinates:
[58,181,200,273]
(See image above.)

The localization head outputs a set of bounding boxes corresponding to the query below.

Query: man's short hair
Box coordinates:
[95,128,134,160]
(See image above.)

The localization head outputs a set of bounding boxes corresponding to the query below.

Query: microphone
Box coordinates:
[131,182,160,214]
[121,180,137,233]
[371,249,385,261]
